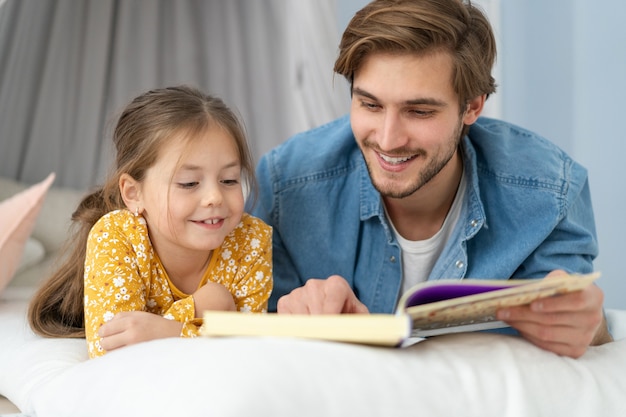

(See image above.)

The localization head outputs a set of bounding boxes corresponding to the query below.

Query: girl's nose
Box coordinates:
[201,186,222,207]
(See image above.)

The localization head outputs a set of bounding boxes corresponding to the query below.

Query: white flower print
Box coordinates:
[235,286,248,298]
[84,210,272,357]
[221,249,232,260]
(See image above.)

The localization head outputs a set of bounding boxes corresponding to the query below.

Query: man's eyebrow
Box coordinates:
[352,87,378,101]
[352,86,447,107]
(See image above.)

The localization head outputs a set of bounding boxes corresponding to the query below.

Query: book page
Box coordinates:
[403,272,600,335]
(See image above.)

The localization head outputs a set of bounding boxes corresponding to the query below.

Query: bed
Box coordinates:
[1,176,626,417]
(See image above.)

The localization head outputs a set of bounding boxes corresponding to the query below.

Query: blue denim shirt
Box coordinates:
[248,115,598,313]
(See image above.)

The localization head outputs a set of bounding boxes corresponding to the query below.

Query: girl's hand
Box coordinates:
[98,282,235,353]
[192,281,236,317]
[98,311,183,352]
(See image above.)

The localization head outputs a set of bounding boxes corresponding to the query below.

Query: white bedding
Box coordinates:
[1,298,626,417]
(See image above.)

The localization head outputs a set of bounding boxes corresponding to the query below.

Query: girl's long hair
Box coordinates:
[28,85,256,338]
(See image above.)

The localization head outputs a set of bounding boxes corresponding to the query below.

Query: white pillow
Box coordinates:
[606,308,626,340]
[2,298,625,417]
[16,237,46,275]
[27,333,626,417]
[0,300,87,413]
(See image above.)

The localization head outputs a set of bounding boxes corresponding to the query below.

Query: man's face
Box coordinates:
[350,51,480,199]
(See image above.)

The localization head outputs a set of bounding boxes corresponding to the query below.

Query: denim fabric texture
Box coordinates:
[248,115,598,313]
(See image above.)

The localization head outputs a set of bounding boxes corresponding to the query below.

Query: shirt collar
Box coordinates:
[460,135,487,237]
[358,157,384,221]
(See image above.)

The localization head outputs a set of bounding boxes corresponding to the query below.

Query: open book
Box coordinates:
[200,272,600,347]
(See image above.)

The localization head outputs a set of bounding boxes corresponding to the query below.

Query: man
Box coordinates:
[248,0,612,358]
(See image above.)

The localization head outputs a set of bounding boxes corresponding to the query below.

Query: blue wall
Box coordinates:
[500,1,626,309]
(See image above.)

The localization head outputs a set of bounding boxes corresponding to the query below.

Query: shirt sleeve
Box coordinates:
[228,216,273,313]
[83,212,151,358]
[247,155,303,312]
[162,296,202,337]
[234,233,273,313]
[514,176,598,278]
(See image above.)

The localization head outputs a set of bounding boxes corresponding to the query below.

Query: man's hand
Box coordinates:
[497,270,613,358]
[98,311,183,352]
[277,275,369,314]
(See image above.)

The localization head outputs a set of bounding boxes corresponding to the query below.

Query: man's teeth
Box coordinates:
[379,153,413,164]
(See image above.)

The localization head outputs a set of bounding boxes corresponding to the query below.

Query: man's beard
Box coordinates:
[363,121,464,199]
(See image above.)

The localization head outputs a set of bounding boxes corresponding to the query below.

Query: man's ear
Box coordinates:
[119,173,141,212]
[462,94,486,125]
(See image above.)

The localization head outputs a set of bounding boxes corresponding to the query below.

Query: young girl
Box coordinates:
[28,85,272,358]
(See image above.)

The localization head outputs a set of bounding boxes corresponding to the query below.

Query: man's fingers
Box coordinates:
[277,275,362,314]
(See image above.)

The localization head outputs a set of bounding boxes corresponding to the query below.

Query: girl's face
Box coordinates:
[138,126,244,259]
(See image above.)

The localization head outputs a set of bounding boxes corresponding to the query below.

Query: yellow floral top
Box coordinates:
[84,209,272,358]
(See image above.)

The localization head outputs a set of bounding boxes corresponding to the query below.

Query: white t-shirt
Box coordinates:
[387,170,467,296]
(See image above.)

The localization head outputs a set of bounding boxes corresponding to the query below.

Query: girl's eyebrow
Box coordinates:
[179,164,201,171]
[353,86,447,107]
[179,160,241,171]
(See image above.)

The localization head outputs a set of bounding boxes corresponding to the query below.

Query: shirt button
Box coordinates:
[470,219,479,227]
[390,256,396,263]
[455,260,464,269]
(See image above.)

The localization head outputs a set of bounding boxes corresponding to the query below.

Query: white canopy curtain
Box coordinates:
[0,0,349,190]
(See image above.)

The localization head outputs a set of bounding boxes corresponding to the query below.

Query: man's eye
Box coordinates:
[360,100,380,110]
[410,109,434,117]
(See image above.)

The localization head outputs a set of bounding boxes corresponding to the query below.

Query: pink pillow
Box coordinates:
[0,173,55,294]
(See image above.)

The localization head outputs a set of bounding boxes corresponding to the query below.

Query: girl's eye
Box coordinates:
[221,179,240,186]
[177,182,199,189]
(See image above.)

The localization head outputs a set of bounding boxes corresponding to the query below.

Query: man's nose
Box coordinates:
[378,111,409,151]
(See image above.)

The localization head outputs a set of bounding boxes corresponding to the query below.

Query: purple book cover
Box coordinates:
[404,283,513,308]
